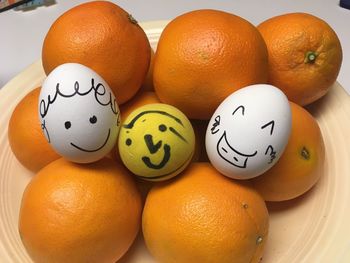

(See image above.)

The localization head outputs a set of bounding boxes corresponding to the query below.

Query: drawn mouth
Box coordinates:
[138,150,193,180]
[71,129,110,153]
[217,131,257,168]
[142,144,171,169]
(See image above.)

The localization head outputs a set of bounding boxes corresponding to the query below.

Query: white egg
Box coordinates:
[39,63,121,163]
[205,84,291,179]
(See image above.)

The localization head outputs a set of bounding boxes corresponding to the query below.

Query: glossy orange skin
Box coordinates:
[251,102,325,201]
[140,48,155,92]
[19,158,142,263]
[142,162,269,263]
[42,1,151,104]
[8,87,59,172]
[153,9,268,120]
[119,91,160,121]
[258,13,342,106]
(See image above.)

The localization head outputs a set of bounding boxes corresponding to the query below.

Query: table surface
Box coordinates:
[1,0,349,94]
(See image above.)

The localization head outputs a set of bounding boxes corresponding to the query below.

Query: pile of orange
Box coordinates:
[7,1,342,262]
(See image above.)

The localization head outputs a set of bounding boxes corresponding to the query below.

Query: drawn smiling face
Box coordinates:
[205,84,292,180]
[51,92,117,158]
[213,105,276,169]
[217,131,258,168]
[118,104,195,181]
[39,63,120,163]
[68,115,111,153]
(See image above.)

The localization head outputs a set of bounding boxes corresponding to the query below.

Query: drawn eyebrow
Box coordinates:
[232,105,245,116]
[169,127,188,143]
[261,120,275,135]
[123,110,184,129]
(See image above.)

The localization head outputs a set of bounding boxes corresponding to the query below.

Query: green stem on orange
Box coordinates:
[127,14,138,25]
[304,51,317,64]
[301,147,310,160]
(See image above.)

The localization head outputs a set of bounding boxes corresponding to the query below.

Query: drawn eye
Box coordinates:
[125,138,132,146]
[89,115,97,124]
[232,105,245,116]
[159,124,167,132]
[261,120,275,135]
[64,121,71,130]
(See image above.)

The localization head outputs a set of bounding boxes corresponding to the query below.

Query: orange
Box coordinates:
[42,1,151,104]
[250,102,325,201]
[119,91,160,121]
[153,9,268,120]
[19,158,142,263]
[8,87,59,172]
[142,163,269,263]
[257,13,342,106]
[140,48,155,92]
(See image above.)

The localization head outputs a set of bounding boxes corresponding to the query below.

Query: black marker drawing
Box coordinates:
[136,155,191,180]
[159,124,167,132]
[70,129,111,153]
[64,121,71,130]
[123,110,184,129]
[142,144,171,169]
[39,78,120,151]
[211,105,245,136]
[216,131,257,168]
[232,105,245,116]
[211,115,221,134]
[40,78,119,118]
[169,127,188,143]
[89,115,97,124]
[211,103,280,170]
[144,134,162,154]
[125,138,132,146]
[261,120,275,135]
[265,145,276,164]
[41,120,51,143]
[123,110,188,170]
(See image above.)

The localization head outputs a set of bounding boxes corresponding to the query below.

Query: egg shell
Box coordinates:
[205,84,292,179]
[118,103,195,181]
[39,63,121,163]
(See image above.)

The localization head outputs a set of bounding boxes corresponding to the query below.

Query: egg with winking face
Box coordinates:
[205,84,292,179]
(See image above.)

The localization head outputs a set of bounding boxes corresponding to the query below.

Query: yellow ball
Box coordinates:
[118,103,195,181]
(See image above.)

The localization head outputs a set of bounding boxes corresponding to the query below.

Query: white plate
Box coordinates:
[1,21,350,263]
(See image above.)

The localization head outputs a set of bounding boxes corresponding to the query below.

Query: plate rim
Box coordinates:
[1,19,350,263]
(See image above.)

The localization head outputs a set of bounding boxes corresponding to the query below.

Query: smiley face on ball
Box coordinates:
[118,103,195,181]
